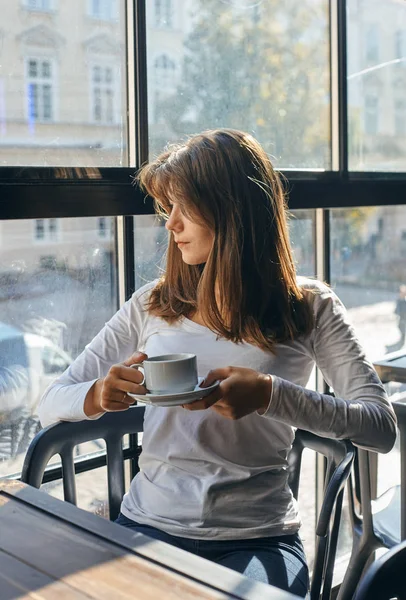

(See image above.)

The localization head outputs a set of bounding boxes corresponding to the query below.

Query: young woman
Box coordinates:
[38,129,397,598]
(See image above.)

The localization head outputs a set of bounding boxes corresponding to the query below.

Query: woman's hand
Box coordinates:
[84,352,148,416]
[182,366,272,419]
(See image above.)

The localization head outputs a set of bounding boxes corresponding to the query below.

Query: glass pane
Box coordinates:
[133,214,168,291]
[290,209,316,277]
[1,1,127,166]
[330,205,404,516]
[347,0,406,170]
[330,206,406,360]
[289,209,317,568]
[0,217,118,477]
[146,0,331,168]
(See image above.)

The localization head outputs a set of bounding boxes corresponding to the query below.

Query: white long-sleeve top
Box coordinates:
[38,278,397,540]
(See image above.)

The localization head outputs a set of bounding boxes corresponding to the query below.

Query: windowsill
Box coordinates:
[21,7,56,15]
[87,15,118,24]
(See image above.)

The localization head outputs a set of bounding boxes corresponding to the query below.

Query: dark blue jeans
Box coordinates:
[115,513,309,597]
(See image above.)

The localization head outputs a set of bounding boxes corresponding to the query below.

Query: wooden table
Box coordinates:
[374,350,406,385]
[0,480,298,600]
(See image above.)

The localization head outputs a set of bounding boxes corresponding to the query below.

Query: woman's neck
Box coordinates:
[188,310,207,327]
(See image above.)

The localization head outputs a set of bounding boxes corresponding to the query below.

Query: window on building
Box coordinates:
[89,0,116,21]
[153,55,176,123]
[98,217,107,237]
[401,230,406,256]
[24,0,53,11]
[154,0,173,28]
[395,99,406,135]
[154,55,176,88]
[364,95,379,134]
[26,59,54,122]
[365,24,379,63]
[92,66,115,124]
[395,30,406,66]
[34,218,59,241]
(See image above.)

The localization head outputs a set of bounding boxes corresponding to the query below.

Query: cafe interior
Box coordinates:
[1,1,406,598]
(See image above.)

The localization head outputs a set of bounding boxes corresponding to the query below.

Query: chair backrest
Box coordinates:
[288,431,355,600]
[353,539,406,600]
[21,406,146,520]
[22,411,354,600]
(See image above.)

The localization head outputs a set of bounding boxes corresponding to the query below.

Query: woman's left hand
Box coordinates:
[182,367,272,419]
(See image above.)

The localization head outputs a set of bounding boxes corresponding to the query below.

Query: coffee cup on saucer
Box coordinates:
[132,353,198,395]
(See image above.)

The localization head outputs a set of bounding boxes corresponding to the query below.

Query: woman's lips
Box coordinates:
[176,242,189,248]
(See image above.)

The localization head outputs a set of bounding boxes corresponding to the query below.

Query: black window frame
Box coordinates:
[1,3,405,583]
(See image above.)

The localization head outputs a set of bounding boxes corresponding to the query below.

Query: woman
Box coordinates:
[38,129,396,597]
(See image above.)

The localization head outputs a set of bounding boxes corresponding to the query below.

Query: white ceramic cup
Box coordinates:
[132,353,198,395]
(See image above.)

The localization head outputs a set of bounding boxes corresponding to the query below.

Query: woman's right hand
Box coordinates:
[84,352,147,416]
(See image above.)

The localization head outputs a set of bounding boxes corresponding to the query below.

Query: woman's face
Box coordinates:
[165,201,214,265]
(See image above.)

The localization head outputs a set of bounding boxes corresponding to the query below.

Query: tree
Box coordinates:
[153,0,329,168]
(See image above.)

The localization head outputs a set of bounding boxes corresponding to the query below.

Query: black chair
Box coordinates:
[353,539,406,600]
[338,402,406,600]
[21,406,355,600]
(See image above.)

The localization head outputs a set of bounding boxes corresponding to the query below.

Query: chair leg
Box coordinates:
[337,541,373,600]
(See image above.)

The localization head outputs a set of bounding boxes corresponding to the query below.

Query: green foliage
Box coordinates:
[156,0,329,167]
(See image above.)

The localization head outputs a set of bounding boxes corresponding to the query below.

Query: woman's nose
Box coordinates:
[165,207,182,232]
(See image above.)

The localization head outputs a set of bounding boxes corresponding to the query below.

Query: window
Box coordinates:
[395,30,406,66]
[92,66,115,124]
[152,55,177,124]
[365,24,379,63]
[364,95,379,134]
[154,55,176,89]
[154,0,173,28]
[26,58,54,122]
[0,217,118,474]
[89,0,116,21]
[395,99,406,135]
[146,0,331,167]
[98,217,107,237]
[34,218,59,242]
[24,0,53,12]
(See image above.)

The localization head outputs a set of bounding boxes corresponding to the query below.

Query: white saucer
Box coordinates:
[128,377,219,407]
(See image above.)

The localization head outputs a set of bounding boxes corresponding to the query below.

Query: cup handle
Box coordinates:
[130,362,146,387]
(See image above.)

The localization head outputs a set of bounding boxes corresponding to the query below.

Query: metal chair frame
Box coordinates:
[338,401,406,600]
[22,406,354,600]
[353,539,406,600]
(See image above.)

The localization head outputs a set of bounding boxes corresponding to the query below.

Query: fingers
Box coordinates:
[200,367,232,388]
[99,390,136,413]
[108,363,145,388]
[182,385,223,411]
[108,390,137,404]
[100,352,148,412]
[123,352,148,367]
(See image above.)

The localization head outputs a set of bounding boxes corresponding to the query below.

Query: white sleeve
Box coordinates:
[260,285,397,453]
[37,284,153,428]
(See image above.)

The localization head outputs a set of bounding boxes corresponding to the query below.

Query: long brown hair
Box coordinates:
[136,129,313,351]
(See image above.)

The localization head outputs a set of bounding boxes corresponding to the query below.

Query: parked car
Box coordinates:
[0,322,72,460]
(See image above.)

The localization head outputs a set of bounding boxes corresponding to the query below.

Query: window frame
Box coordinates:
[1,3,406,592]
